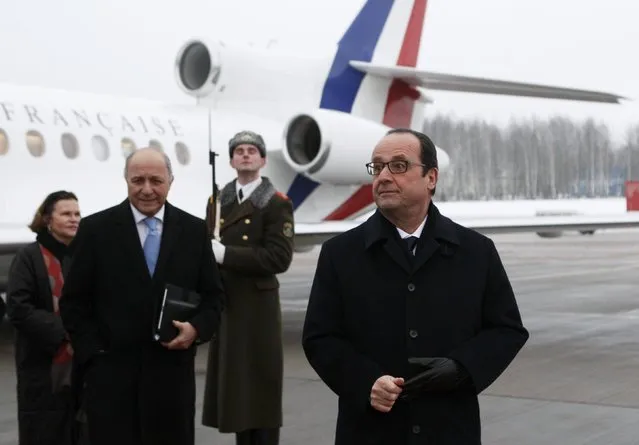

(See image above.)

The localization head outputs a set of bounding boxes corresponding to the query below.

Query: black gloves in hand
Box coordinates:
[399,357,471,401]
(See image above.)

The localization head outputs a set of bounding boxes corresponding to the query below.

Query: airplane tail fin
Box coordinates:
[319,0,429,129]
[318,0,626,132]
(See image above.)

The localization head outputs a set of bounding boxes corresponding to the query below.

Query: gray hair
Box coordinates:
[123,147,174,181]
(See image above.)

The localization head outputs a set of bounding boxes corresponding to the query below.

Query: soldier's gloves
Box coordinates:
[399,357,472,401]
[211,239,226,264]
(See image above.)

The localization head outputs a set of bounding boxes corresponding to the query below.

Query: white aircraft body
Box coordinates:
[1,0,637,290]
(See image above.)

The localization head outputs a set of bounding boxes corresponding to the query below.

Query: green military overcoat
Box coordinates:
[201,177,294,433]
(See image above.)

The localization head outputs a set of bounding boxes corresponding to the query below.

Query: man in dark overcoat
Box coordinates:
[59,147,225,445]
[201,130,294,445]
[302,128,529,445]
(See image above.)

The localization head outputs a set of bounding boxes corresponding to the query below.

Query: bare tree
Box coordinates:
[422,113,631,201]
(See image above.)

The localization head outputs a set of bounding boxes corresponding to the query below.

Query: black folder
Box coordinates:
[153,283,201,342]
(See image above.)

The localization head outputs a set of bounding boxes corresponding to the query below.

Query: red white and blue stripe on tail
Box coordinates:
[286,0,429,220]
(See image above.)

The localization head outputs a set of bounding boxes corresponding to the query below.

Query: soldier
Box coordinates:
[201,130,295,445]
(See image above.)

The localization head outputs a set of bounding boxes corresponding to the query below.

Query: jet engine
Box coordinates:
[281,109,450,185]
[174,39,223,98]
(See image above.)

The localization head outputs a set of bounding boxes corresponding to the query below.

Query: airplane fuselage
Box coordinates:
[0,82,361,227]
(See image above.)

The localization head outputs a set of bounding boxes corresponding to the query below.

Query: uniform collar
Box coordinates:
[236,177,262,202]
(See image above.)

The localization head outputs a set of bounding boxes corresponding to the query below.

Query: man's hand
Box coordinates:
[370,375,404,413]
[161,321,198,350]
[212,239,225,264]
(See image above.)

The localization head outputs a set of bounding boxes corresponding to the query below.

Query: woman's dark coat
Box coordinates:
[6,232,85,445]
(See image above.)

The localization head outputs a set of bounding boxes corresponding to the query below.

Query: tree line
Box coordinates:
[421,114,639,201]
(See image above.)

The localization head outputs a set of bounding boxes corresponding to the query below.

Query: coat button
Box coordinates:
[244,218,251,224]
[220,218,224,224]
[409,329,418,338]
[242,235,248,241]
[412,425,421,434]
[407,283,415,291]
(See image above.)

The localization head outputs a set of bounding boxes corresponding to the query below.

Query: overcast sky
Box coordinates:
[0,0,636,143]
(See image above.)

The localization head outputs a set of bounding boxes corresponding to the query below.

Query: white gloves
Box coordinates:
[212,239,226,264]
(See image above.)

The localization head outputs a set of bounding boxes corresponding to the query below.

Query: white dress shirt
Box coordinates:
[130,203,165,246]
[236,177,262,203]
[396,216,427,239]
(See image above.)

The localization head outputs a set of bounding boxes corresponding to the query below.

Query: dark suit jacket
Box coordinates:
[60,199,224,365]
[302,202,529,445]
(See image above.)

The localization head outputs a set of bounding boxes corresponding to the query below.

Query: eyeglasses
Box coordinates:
[365,160,426,176]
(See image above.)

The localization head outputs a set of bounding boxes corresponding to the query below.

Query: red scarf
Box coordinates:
[39,245,73,365]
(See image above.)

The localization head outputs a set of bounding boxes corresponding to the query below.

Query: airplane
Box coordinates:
[1,0,637,292]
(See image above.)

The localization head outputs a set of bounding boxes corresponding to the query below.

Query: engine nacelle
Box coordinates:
[174,38,223,98]
[281,109,450,185]
[281,109,386,184]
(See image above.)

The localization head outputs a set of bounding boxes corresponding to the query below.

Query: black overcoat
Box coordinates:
[59,200,225,445]
[302,203,529,445]
[6,241,80,445]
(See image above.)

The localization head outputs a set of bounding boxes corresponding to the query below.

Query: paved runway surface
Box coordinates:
[1,230,639,444]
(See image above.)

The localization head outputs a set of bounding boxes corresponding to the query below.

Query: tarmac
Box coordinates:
[1,229,639,444]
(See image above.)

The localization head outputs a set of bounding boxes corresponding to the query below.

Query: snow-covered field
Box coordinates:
[435,197,628,219]
[357,197,630,221]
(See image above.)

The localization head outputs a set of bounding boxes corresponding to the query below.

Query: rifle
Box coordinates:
[207,109,221,241]
[208,151,221,240]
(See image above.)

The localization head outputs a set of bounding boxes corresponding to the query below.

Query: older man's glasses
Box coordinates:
[365,160,426,176]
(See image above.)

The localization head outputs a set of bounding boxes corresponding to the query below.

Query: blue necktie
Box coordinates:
[143,217,161,275]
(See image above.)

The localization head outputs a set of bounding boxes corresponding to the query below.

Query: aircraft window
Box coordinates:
[26,130,45,157]
[0,128,8,155]
[175,142,190,165]
[91,135,109,161]
[121,137,136,157]
[149,139,163,151]
[61,133,80,159]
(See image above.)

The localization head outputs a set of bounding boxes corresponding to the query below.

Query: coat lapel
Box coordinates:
[364,204,460,276]
[382,238,412,274]
[221,200,253,232]
[153,202,181,282]
[29,244,55,312]
[364,211,412,275]
[412,237,440,272]
[115,200,152,284]
[413,203,460,272]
